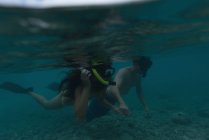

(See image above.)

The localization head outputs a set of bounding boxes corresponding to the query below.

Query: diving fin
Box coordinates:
[0,82,33,94]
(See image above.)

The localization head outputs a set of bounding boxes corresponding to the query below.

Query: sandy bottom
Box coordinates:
[0,105,209,140]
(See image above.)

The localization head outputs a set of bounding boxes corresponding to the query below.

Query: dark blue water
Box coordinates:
[1,0,209,140]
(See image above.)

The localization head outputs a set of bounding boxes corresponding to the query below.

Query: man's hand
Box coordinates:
[117,104,129,116]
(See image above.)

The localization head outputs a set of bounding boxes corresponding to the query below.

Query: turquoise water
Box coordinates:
[1,0,209,140]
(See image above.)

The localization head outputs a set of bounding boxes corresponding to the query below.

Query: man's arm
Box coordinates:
[110,69,129,115]
[135,77,149,112]
[111,86,127,108]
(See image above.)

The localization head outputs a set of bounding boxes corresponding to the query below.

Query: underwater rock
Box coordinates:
[120,133,134,140]
[128,122,136,128]
[171,112,192,125]
[197,108,209,118]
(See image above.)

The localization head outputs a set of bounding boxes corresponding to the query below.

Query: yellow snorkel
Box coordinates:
[92,68,109,85]
[90,60,116,86]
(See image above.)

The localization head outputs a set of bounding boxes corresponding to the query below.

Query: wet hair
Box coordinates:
[59,69,81,100]
[132,56,152,77]
[59,60,113,96]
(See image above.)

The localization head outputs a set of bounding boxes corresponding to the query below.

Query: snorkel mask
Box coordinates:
[90,60,116,86]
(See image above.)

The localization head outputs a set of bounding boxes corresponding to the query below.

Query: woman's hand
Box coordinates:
[80,68,91,88]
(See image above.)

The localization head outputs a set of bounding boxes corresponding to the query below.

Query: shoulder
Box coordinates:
[115,67,133,82]
[115,68,127,80]
[117,67,131,75]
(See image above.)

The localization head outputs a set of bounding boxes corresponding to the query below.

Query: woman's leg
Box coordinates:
[29,91,64,109]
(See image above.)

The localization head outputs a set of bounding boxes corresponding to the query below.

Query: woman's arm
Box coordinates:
[74,68,91,121]
[74,86,91,121]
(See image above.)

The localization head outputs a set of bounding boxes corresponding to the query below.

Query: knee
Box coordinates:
[42,101,55,110]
